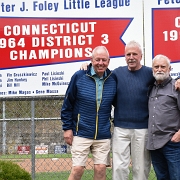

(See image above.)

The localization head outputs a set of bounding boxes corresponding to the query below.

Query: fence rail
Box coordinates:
[0,96,157,180]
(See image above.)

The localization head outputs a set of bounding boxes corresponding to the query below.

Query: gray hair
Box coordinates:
[153,54,171,67]
[125,40,142,54]
[92,46,109,58]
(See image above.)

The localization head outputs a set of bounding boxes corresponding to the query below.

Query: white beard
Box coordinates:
[153,72,169,81]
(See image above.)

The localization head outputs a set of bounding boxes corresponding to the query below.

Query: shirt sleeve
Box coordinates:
[61,73,78,131]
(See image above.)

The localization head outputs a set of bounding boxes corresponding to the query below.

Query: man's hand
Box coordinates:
[171,130,180,142]
[175,79,180,91]
[64,130,73,146]
[80,62,89,70]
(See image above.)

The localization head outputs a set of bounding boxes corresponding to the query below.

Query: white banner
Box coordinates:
[0,0,144,97]
[35,145,48,154]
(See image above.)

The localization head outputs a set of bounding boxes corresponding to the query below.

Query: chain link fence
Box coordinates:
[0,96,156,180]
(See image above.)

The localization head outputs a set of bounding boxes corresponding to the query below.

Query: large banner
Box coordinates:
[0,0,144,97]
[144,0,180,78]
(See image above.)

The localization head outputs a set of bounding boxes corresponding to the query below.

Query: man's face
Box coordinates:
[125,46,142,71]
[153,57,170,83]
[91,50,110,77]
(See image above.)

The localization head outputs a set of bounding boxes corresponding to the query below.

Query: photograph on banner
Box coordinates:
[0,0,144,97]
[144,0,180,78]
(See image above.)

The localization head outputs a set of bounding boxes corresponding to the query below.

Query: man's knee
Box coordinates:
[69,166,84,180]
[94,164,106,179]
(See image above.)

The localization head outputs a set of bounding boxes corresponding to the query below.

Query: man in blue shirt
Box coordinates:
[112,41,153,180]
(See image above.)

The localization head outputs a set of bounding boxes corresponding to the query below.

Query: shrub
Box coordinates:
[0,160,31,180]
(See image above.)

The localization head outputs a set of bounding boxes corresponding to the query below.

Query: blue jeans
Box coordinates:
[150,141,180,180]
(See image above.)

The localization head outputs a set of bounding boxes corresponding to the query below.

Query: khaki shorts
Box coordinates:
[71,136,111,167]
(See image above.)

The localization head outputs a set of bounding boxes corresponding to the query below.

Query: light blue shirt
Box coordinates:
[91,67,107,108]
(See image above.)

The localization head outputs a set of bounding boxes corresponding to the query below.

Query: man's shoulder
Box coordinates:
[113,66,127,72]
[140,66,153,75]
[142,65,152,71]
[73,69,87,76]
[70,69,87,82]
[170,78,176,85]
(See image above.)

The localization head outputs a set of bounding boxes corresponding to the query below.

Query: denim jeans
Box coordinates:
[150,140,180,180]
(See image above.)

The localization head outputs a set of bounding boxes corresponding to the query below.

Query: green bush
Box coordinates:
[0,160,31,180]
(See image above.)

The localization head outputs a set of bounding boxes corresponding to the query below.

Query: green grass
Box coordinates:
[35,169,111,180]
[35,168,157,180]
[0,154,157,180]
[0,153,102,159]
[36,171,69,180]
[0,153,112,159]
[0,153,72,159]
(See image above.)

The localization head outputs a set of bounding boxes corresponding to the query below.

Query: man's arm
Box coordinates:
[61,80,76,131]
[80,62,89,70]
[64,130,73,146]
[171,89,180,142]
[175,78,180,91]
[61,73,77,145]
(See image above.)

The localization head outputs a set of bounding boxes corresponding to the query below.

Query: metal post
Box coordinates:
[31,100,35,180]
[2,101,6,155]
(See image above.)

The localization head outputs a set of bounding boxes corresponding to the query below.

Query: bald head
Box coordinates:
[91,46,110,77]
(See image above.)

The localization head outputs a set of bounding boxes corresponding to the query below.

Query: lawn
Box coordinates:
[0,154,157,180]
[0,153,72,159]
[35,168,157,180]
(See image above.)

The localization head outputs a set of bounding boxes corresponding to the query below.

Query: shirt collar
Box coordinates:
[154,76,172,87]
[90,66,107,79]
